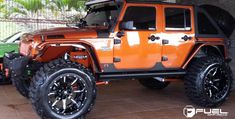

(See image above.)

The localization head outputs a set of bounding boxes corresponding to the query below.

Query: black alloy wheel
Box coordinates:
[203,64,231,102]
[185,56,233,107]
[30,59,96,119]
[47,73,89,116]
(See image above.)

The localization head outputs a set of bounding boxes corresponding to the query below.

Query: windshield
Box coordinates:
[1,32,20,43]
[84,3,120,29]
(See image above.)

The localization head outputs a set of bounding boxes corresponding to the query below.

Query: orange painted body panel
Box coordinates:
[113,4,162,69]
[33,38,114,65]
[112,3,197,69]
[160,5,196,68]
[113,30,162,69]
[70,51,91,68]
[21,28,114,68]
[33,27,98,39]
[80,38,114,64]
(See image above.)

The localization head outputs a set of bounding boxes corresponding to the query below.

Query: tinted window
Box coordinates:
[85,5,118,27]
[123,6,156,30]
[197,12,218,34]
[165,8,191,30]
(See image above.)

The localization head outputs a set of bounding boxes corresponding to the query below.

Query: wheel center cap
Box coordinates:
[64,91,68,95]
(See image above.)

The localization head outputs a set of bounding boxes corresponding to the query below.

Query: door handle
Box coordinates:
[116,31,125,38]
[148,35,160,41]
[181,35,192,41]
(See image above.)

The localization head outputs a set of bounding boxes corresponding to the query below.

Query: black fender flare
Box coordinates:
[39,42,101,73]
[183,43,227,69]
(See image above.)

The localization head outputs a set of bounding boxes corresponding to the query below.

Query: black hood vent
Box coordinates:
[47,35,65,39]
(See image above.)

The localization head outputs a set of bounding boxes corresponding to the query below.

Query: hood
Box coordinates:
[33,27,109,40]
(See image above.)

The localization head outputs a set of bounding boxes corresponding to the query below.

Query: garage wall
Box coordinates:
[178,0,235,39]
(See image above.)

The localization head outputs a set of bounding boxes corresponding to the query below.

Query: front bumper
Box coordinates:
[3,53,29,77]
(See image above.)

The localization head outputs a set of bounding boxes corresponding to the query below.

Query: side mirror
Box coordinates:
[76,18,87,28]
[119,21,135,30]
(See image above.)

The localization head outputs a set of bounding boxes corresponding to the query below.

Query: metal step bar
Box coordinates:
[98,70,186,79]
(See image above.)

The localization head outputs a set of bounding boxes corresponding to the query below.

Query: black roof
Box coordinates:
[127,0,164,3]
[86,0,193,6]
[126,0,193,6]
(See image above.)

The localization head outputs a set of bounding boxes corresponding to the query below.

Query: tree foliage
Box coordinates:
[0,4,4,13]
[50,0,85,11]
[13,0,44,13]
[1,0,86,18]
[0,0,5,13]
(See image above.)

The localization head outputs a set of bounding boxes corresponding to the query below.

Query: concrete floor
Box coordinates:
[0,46,234,119]
[0,80,235,119]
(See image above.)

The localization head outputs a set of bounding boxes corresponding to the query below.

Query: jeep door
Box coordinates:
[161,5,196,68]
[113,4,162,70]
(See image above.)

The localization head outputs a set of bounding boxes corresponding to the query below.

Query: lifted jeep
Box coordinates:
[4,0,233,118]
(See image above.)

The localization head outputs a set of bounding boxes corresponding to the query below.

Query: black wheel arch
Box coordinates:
[183,44,227,69]
[199,45,225,58]
[38,42,101,73]
[80,43,101,73]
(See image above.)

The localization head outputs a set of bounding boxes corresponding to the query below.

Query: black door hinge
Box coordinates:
[113,57,121,62]
[116,31,125,38]
[162,56,168,61]
[114,39,121,44]
[162,39,169,45]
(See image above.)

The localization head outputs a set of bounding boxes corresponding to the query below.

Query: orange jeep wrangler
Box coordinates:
[4,0,233,118]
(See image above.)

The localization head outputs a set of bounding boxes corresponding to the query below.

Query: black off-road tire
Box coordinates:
[29,59,96,119]
[139,78,170,90]
[11,75,30,98]
[185,56,233,107]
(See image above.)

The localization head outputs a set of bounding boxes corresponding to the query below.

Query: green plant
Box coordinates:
[50,0,85,11]
[0,0,6,14]
[11,0,44,17]
[47,0,86,20]
[1,0,86,20]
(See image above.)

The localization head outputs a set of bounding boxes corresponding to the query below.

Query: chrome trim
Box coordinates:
[49,44,86,49]
[41,35,45,42]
